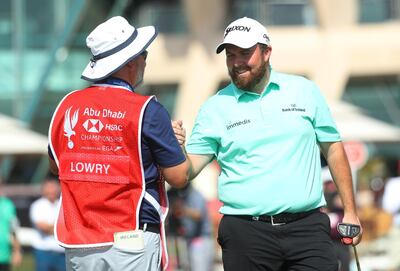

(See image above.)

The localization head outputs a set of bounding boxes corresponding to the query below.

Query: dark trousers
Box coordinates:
[217,211,338,271]
[333,240,350,271]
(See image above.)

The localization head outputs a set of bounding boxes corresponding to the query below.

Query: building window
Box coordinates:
[231,0,316,26]
[359,0,400,23]
[70,0,114,48]
[343,76,400,127]
[129,1,188,34]
[0,0,11,48]
[25,0,56,48]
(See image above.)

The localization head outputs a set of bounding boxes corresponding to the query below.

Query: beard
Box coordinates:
[132,67,145,89]
[229,60,267,91]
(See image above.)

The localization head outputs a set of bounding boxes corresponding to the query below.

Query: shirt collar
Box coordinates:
[94,77,134,92]
[232,69,280,101]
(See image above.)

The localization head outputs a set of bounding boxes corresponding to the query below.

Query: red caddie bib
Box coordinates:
[49,85,170,269]
[49,84,150,245]
[49,85,168,268]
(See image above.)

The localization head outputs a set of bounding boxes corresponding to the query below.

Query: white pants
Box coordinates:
[65,232,160,271]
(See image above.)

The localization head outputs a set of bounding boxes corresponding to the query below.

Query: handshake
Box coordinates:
[172,120,186,146]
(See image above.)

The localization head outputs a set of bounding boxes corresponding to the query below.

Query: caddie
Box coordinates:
[48,16,189,271]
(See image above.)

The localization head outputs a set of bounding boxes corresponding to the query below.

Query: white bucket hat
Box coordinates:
[216,17,270,54]
[81,16,157,82]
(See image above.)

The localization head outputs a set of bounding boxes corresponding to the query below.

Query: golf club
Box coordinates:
[337,223,361,271]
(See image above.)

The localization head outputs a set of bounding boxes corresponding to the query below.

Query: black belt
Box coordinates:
[230,208,319,225]
[139,223,160,234]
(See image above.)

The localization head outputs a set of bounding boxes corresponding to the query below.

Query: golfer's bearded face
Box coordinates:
[226,44,267,91]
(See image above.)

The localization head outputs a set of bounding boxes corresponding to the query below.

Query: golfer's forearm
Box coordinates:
[335,176,357,215]
[181,146,212,181]
[324,142,357,215]
[181,146,196,181]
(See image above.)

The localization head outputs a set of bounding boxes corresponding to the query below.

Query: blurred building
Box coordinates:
[0,0,400,196]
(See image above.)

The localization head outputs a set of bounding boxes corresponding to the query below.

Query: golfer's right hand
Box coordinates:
[341,215,363,246]
[172,120,186,146]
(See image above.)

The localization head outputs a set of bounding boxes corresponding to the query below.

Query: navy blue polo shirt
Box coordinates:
[140,98,186,223]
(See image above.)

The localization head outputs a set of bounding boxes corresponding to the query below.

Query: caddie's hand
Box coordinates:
[172,120,186,146]
[341,214,363,246]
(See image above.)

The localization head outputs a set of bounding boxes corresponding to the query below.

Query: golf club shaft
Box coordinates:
[353,245,361,271]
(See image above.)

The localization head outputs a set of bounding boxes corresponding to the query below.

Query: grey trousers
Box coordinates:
[65,232,160,271]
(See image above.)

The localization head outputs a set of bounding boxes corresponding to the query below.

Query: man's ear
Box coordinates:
[263,45,272,62]
[126,59,137,68]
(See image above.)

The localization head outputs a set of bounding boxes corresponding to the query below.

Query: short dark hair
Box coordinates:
[258,43,269,52]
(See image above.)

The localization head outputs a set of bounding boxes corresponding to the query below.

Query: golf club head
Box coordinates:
[337,223,360,245]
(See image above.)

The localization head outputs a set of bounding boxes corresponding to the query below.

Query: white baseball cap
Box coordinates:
[216,17,270,54]
[81,16,157,82]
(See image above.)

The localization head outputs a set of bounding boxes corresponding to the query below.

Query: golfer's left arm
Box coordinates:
[320,141,363,245]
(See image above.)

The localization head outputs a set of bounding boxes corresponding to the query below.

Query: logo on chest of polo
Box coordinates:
[226,119,251,130]
[281,104,306,112]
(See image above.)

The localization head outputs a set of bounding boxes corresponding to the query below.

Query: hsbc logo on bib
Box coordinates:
[83,119,104,133]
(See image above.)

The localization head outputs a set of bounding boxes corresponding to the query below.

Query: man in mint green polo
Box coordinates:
[173,17,362,270]
[0,186,22,271]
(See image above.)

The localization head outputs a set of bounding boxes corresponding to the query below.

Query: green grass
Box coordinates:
[12,252,34,271]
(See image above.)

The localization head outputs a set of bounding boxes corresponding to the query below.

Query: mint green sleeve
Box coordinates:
[186,104,220,156]
[310,82,341,142]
